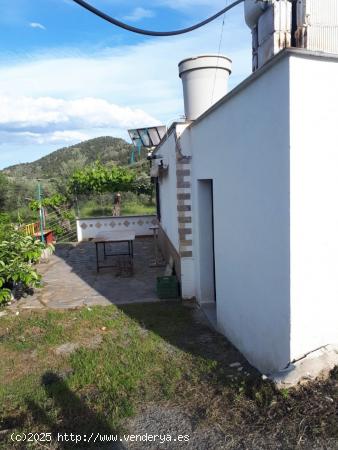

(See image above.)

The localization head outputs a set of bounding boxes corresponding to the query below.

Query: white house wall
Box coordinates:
[181,55,292,373]
[289,54,338,360]
[158,133,180,252]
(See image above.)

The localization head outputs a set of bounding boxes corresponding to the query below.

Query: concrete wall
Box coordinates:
[182,54,291,373]
[289,54,338,360]
[157,133,180,252]
[156,126,196,299]
[158,223,181,281]
[157,50,338,373]
[76,215,157,242]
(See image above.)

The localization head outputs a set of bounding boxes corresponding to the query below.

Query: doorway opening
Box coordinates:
[197,179,216,305]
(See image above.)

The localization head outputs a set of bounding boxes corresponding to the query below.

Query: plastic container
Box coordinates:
[156,276,179,299]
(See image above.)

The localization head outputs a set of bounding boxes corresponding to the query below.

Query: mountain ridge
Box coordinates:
[2,136,135,179]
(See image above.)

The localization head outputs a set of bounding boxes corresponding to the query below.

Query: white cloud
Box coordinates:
[0,96,159,131]
[0,95,159,148]
[123,7,155,22]
[29,22,46,30]
[48,130,90,143]
[0,130,89,146]
[0,18,250,116]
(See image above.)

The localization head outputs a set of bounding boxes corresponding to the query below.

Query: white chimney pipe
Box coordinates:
[178,55,232,121]
[244,0,268,30]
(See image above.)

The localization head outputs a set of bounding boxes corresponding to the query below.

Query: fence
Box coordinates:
[20,222,40,236]
[19,206,77,243]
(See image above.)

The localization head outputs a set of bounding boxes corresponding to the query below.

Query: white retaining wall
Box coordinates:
[76,215,157,242]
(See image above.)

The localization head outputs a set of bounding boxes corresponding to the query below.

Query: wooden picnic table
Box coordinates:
[92,231,136,272]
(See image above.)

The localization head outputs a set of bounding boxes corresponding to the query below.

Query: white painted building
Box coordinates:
[152,0,338,374]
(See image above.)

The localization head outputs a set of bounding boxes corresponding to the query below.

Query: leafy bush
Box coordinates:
[68,161,136,195]
[132,171,153,198]
[0,213,10,225]
[29,193,67,212]
[0,224,47,305]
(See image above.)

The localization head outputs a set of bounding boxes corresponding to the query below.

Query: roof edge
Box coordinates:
[193,48,338,127]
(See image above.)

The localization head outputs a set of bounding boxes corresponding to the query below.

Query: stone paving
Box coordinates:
[11,238,166,310]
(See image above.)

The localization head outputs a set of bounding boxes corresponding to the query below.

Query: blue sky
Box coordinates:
[0,0,251,168]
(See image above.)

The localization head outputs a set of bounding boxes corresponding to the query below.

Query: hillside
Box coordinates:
[2,136,135,180]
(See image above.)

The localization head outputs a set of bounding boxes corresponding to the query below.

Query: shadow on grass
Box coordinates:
[25,372,123,450]
[53,241,251,367]
[47,241,266,400]
[117,302,273,401]
[118,301,252,369]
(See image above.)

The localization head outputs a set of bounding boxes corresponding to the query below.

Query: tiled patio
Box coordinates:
[12,238,167,310]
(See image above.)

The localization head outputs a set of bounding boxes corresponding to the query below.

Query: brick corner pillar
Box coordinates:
[176,154,195,299]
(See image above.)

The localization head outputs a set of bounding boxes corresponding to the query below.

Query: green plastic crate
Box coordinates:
[157,275,179,299]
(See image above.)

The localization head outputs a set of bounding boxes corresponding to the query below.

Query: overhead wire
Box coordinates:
[211,6,227,106]
[72,0,244,36]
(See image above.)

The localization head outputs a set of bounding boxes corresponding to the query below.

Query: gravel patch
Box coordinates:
[124,405,227,450]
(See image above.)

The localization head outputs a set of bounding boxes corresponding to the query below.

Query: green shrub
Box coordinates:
[0,225,47,305]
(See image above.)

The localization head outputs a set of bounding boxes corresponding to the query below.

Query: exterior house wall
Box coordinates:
[289,54,338,360]
[156,49,338,373]
[156,124,196,298]
[157,133,180,252]
[181,54,292,373]
[158,224,181,280]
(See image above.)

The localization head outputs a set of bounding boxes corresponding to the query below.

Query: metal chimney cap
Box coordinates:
[178,54,232,121]
[178,54,232,77]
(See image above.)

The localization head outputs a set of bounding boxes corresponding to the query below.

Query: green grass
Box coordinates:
[121,200,155,216]
[79,200,155,218]
[0,304,337,449]
[0,304,215,448]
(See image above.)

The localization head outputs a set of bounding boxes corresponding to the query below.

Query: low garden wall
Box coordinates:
[76,215,157,242]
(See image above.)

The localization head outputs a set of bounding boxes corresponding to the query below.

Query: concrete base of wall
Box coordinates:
[158,224,181,281]
[201,303,217,331]
[269,345,338,388]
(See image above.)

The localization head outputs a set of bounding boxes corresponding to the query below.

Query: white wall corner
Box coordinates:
[180,257,196,299]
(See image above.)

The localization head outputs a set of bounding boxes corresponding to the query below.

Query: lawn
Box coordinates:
[78,199,156,218]
[0,303,337,449]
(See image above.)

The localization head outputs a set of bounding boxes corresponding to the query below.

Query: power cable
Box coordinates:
[211,9,227,106]
[72,0,244,36]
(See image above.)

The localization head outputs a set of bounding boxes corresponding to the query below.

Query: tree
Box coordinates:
[132,172,154,200]
[0,173,9,212]
[68,162,136,195]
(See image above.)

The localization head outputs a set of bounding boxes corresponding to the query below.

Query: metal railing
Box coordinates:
[20,222,40,236]
[19,207,77,243]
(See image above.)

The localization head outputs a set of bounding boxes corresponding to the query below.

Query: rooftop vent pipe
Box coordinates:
[178,55,232,121]
[244,0,268,30]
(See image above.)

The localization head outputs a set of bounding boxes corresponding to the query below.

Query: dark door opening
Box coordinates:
[197,179,216,303]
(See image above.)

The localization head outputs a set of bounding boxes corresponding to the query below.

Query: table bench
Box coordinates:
[92,231,136,272]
